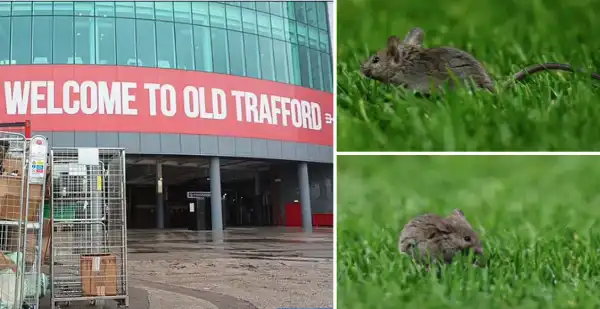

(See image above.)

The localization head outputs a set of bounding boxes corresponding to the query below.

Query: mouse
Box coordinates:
[360,27,600,95]
[398,209,484,266]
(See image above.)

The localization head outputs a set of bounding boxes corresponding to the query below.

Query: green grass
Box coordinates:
[337,155,600,309]
[337,0,600,151]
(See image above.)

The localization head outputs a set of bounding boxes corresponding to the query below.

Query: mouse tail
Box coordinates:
[512,62,600,82]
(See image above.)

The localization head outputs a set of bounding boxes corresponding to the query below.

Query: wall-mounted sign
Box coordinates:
[187,191,211,199]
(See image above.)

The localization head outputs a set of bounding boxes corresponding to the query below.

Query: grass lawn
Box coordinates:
[337,155,600,309]
[336,0,600,151]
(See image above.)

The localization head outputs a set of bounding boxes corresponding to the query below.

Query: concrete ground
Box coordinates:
[40,227,333,309]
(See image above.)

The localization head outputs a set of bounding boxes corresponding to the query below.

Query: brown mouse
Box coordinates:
[398,209,484,266]
[360,27,600,95]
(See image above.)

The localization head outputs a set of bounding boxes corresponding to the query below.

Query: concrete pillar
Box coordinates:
[156,161,164,229]
[298,162,312,232]
[210,157,223,232]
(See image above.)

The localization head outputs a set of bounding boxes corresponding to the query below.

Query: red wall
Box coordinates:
[285,202,333,227]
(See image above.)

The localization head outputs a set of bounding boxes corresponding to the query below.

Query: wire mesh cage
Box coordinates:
[49,148,128,309]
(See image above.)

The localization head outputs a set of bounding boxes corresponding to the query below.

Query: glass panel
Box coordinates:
[155,2,173,22]
[136,19,156,67]
[257,12,271,37]
[227,30,245,76]
[297,22,307,46]
[271,15,284,41]
[75,16,95,64]
[294,2,306,23]
[209,3,226,28]
[241,2,255,10]
[317,2,328,30]
[12,2,32,16]
[226,5,242,31]
[272,39,288,83]
[308,26,318,49]
[310,49,322,90]
[96,17,116,65]
[288,43,301,85]
[285,2,295,20]
[270,2,283,16]
[229,2,241,7]
[53,16,74,63]
[258,36,274,81]
[95,2,115,17]
[175,23,194,70]
[285,20,297,44]
[241,9,256,34]
[135,2,154,19]
[256,2,269,13]
[54,2,74,16]
[174,2,191,23]
[33,2,53,15]
[320,52,332,92]
[0,2,10,17]
[243,33,260,79]
[0,17,9,64]
[305,2,317,27]
[191,2,209,26]
[298,45,311,87]
[116,18,136,65]
[193,25,212,72]
[211,27,228,73]
[156,21,175,68]
[11,16,32,64]
[75,1,94,16]
[115,2,134,18]
[32,16,53,64]
[319,30,329,51]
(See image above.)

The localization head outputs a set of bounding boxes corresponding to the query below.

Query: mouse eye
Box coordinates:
[372,56,379,63]
[464,236,471,242]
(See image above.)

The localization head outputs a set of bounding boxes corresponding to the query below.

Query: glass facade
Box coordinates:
[0,1,332,92]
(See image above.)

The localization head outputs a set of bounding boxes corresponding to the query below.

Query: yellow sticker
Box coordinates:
[97,176,102,191]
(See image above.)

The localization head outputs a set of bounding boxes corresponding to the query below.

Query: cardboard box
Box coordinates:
[1,157,23,176]
[0,252,16,272]
[80,254,118,296]
[0,175,44,222]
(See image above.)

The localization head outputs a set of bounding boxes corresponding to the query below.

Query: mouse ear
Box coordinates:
[403,27,425,46]
[451,209,465,218]
[386,36,401,62]
[434,219,452,233]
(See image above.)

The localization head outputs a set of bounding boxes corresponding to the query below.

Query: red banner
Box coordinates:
[0,65,334,146]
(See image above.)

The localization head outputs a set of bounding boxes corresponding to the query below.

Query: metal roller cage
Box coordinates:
[49,148,128,309]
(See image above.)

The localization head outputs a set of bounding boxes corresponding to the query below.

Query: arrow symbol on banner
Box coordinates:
[325,113,334,124]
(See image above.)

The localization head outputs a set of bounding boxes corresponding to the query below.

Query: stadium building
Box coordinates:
[0,1,334,231]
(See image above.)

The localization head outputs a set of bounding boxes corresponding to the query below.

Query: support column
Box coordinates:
[210,157,223,232]
[298,162,312,232]
[156,161,164,229]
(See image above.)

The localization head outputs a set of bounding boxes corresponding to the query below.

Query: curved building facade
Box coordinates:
[0,1,334,231]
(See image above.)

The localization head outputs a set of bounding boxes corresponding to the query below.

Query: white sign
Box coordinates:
[28,136,48,184]
[187,191,210,199]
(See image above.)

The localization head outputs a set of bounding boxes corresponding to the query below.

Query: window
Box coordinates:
[156,21,175,68]
[298,45,311,87]
[33,2,53,15]
[32,16,53,64]
[209,3,225,28]
[155,2,173,22]
[174,2,191,23]
[317,2,328,30]
[116,18,136,65]
[135,2,154,19]
[320,52,332,92]
[11,16,32,64]
[193,25,212,72]
[294,2,306,23]
[54,2,73,16]
[0,2,10,17]
[53,16,74,63]
[0,17,10,64]
[115,2,134,18]
[192,2,209,26]
[258,36,274,81]
[175,24,194,70]
[285,2,295,20]
[12,2,32,16]
[256,2,269,13]
[305,2,318,27]
[285,20,297,44]
[319,30,329,51]
[308,26,319,49]
[227,30,245,76]
[75,2,94,16]
[226,5,242,31]
[297,22,307,46]
[241,2,255,10]
[288,43,301,85]
[310,49,322,90]
[273,39,289,83]
[136,19,156,67]
[75,17,95,64]
[257,12,271,37]
[211,28,229,74]
[95,2,115,17]
[270,2,284,16]
[271,15,285,41]
[242,9,256,34]
[243,33,260,79]
[96,17,116,65]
